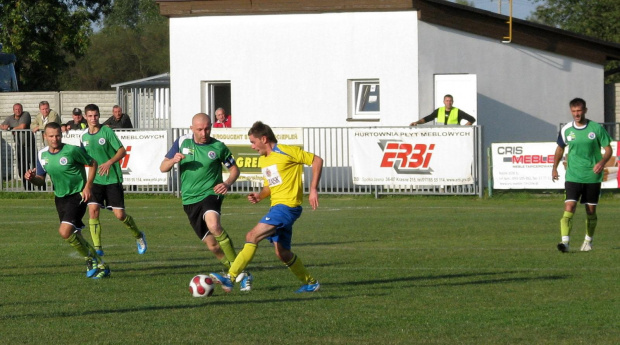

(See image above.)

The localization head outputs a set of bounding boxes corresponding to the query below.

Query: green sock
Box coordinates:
[65,232,90,257]
[89,218,102,249]
[560,211,573,239]
[229,243,257,281]
[214,231,237,264]
[122,215,142,238]
[286,254,316,285]
[586,214,597,238]
[219,258,231,269]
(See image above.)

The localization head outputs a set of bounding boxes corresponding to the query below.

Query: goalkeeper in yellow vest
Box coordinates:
[410,94,476,126]
[210,121,323,293]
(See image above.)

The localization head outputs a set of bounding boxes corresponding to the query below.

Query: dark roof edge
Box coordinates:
[155,0,620,64]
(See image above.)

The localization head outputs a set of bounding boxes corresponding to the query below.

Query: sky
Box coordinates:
[454,0,540,20]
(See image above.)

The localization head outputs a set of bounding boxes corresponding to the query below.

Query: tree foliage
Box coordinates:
[530,0,620,81]
[59,0,169,90]
[0,0,111,91]
[103,0,165,29]
[60,23,169,90]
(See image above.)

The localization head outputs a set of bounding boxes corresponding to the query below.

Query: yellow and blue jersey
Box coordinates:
[260,144,314,207]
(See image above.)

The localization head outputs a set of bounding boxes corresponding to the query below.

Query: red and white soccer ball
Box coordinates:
[189,275,214,297]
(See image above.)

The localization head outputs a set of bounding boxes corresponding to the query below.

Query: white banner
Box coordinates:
[491,142,619,189]
[63,130,168,185]
[211,127,304,183]
[350,127,474,186]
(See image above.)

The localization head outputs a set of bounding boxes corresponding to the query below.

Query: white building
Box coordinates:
[156,0,620,151]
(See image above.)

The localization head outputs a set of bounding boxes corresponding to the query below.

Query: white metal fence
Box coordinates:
[1,127,483,196]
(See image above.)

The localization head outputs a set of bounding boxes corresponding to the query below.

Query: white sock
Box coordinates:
[561,236,570,244]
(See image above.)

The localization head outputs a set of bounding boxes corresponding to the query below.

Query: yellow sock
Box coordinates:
[66,233,90,257]
[286,254,316,285]
[586,214,597,238]
[89,218,102,248]
[560,211,573,239]
[122,215,141,238]
[229,243,257,281]
[215,231,237,264]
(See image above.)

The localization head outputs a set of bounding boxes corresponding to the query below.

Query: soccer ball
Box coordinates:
[189,275,214,297]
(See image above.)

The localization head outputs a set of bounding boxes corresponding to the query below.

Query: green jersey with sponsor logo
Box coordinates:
[165,134,236,205]
[557,120,611,183]
[81,126,124,185]
[36,144,93,197]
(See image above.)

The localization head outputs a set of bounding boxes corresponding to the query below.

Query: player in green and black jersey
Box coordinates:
[552,98,612,253]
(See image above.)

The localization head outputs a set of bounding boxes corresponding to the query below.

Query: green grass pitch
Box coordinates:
[1,194,618,344]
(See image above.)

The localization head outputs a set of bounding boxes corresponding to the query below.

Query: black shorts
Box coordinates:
[55,192,87,230]
[565,181,601,205]
[183,195,222,240]
[89,183,125,209]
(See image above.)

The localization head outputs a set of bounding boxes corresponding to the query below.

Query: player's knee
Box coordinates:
[207,225,222,236]
[275,247,293,263]
[206,242,219,253]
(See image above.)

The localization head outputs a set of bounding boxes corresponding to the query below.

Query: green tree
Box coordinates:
[103,0,164,29]
[60,23,169,90]
[0,0,111,91]
[530,0,620,81]
[60,0,169,90]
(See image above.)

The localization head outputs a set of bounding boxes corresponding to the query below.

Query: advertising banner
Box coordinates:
[64,130,168,185]
[350,127,474,186]
[211,127,303,183]
[491,142,619,189]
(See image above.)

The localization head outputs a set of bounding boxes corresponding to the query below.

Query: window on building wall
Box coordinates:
[348,79,380,121]
[201,81,232,123]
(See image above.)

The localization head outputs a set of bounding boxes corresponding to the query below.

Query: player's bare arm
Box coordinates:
[24,168,44,186]
[82,159,98,202]
[159,153,186,173]
[248,186,270,204]
[308,155,323,210]
[214,164,240,195]
[593,145,612,174]
[552,146,564,181]
[99,146,126,176]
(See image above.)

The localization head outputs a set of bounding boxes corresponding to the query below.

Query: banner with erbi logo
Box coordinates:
[350,127,474,186]
[63,130,168,185]
[116,131,168,185]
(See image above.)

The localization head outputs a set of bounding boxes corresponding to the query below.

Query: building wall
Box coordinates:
[417,21,605,150]
[169,11,419,128]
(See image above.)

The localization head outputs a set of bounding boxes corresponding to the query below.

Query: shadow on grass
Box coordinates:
[0,295,340,321]
[338,271,569,288]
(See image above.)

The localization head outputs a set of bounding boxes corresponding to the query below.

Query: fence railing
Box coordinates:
[1,127,483,197]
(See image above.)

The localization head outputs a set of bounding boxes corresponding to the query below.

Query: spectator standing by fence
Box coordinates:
[31,101,61,133]
[103,105,133,129]
[1,103,37,190]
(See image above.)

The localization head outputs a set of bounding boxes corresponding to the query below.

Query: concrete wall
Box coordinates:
[604,82,619,124]
[169,11,419,128]
[0,91,116,124]
[417,22,605,150]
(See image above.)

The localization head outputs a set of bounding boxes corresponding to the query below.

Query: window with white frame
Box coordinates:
[348,79,380,120]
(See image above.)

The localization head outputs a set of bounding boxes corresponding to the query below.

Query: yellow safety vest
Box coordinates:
[437,107,459,124]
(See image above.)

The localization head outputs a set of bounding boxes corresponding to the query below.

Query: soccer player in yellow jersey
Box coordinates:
[210,121,323,293]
